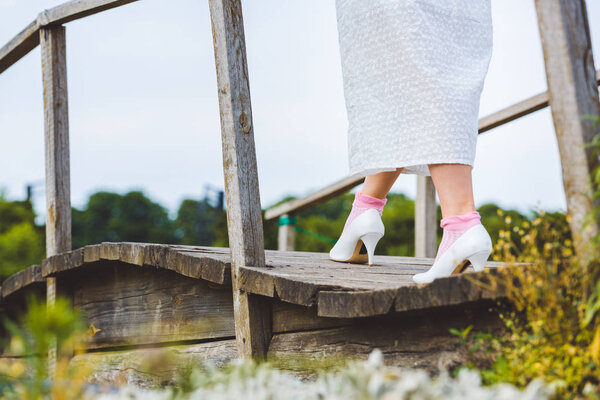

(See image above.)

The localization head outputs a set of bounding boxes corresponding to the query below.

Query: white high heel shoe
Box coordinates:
[329,208,384,266]
[412,224,493,284]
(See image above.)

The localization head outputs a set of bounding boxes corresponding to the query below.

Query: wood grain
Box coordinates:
[269,302,504,373]
[0,20,40,75]
[414,176,437,258]
[535,0,600,259]
[70,340,237,388]
[71,262,235,349]
[37,0,139,26]
[208,0,271,358]
[38,243,511,319]
[1,265,44,299]
[41,25,71,258]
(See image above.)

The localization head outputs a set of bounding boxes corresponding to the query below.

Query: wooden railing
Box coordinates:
[266,69,600,256]
[1,0,599,360]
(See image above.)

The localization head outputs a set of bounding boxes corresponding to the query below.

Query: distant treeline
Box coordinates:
[0,190,570,281]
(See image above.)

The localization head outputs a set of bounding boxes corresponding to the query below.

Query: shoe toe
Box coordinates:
[412,272,432,284]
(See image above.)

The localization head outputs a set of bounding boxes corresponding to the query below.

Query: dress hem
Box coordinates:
[348,159,474,179]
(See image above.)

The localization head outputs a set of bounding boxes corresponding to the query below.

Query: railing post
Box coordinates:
[277,214,296,251]
[535,0,600,261]
[40,24,71,375]
[208,0,272,358]
[415,176,437,258]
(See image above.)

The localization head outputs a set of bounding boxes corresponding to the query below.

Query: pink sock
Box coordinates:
[342,192,387,233]
[434,211,481,262]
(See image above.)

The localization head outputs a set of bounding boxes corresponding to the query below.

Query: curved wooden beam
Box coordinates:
[1,265,45,299]
[1,242,513,319]
[41,242,232,285]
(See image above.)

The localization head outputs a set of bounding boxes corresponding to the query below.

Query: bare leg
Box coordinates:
[428,163,476,218]
[361,168,403,199]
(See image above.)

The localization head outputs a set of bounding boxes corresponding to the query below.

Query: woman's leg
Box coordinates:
[428,164,476,218]
[361,168,403,199]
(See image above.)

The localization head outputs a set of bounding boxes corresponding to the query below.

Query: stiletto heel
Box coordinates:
[329,208,385,265]
[360,232,383,266]
[468,249,491,272]
[412,224,493,284]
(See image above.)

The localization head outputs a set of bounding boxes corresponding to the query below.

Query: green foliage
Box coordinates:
[0,295,89,399]
[72,191,177,247]
[174,199,224,246]
[0,196,44,280]
[454,118,600,398]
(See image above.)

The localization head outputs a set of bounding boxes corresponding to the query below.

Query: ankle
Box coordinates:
[441,211,481,231]
[354,192,387,214]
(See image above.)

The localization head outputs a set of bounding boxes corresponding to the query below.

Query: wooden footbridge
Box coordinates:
[1,0,599,385]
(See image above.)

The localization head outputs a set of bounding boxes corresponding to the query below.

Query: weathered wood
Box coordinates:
[415,176,437,258]
[1,265,44,299]
[272,300,352,333]
[318,289,397,318]
[40,243,510,319]
[0,20,40,75]
[41,24,70,377]
[70,262,235,349]
[70,340,237,388]
[37,0,139,27]
[535,0,600,260]
[269,302,504,373]
[42,243,231,285]
[208,0,271,358]
[41,25,71,258]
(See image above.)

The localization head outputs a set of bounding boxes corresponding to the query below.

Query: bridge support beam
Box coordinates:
[40,24,71,375]
[535,0,600,262]
[415,176,437,258]
[209,0,272,358]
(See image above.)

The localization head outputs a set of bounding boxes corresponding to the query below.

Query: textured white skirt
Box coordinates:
[335,0,493,177]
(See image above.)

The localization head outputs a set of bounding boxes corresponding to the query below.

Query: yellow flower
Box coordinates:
[505,216,512,224]
[522,221,530,228]
[7,360,25,378]
[9,336,24,355]
[497,208,504,216]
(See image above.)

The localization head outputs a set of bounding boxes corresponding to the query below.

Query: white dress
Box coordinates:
[335,0,493,177]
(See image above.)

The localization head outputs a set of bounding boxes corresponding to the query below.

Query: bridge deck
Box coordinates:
[37,242,508,318]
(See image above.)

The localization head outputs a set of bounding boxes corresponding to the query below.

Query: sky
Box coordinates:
[1,0,600,223]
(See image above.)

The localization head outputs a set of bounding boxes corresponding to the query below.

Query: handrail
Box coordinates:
[265,68,600,221]
[0,0,137,74]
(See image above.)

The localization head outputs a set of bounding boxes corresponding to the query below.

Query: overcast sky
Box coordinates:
[1,0,600,222]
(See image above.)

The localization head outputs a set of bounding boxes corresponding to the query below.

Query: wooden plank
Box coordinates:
[37,0,139,27]
[265,176,365,220]
[41,25,71,258]
[208,0,271,358]
[70,340,237,387]
[272,300,352,333]
[41,25,70,376]
[478,92,549,133]
[1,265,44,299]
[0,20,40,75]
[269,302,504,373]
[535,0,600,259]
[42,243,231,285]
[72,263,235,349]
[317,289,396,318]
[414,176,437,258]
